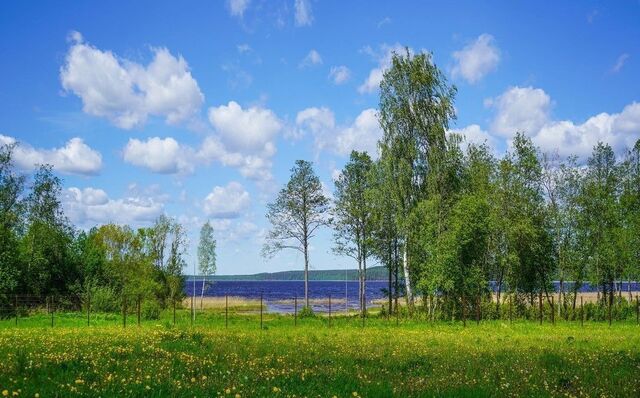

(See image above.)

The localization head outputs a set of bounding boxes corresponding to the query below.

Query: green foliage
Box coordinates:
[88,286,120,313]
[263,160,330,306]
[197,221,217,279]
[298,305,316,318]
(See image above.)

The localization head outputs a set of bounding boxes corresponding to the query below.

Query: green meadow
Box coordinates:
[1,311,639,397]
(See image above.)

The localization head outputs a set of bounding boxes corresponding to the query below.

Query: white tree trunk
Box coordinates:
[403,244,413,306]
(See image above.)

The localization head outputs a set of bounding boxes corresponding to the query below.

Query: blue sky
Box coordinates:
[1,1,639,275]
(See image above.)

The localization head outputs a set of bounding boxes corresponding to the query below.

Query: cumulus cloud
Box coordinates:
[199,136,274,182]
[63,186,164,227]
[120,101,282,184]
[296,107,382,157]
[294,0,313,27]
[227,0,250,18]
[447,124,497,154]
[299,49,323,68]
[487,86,640,158]
[488,86,552,138]
[203,181,251,218]
[208,101,281,155]
[123,137,194,174]
[451,34,500,84]
[358,43,408,94]
[60,32,203,129]
[0,135,102,175]
[328,65,351,84]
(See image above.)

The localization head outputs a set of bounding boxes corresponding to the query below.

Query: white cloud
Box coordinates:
[60,32,203,129]
[208,101,281,154]
[119,101,282,184]
[451,34,500,84]
[228,0,250,18]
[300,49,323,68]
[488,86,640,158]
[377,17,391,28]
[296,107,382,157]
[237,43,252,54]
[294,0,313,27]
[0,135,102,175]
[328,66,351,84]
[199,136,274,183]
[611,53,629,73]
[447,124,497,153]
[203,181,251,218]
[533,102,640,158]
[123,137,194,174]
[488,86,552,138]
[358,43,407,94]
[63,186,164,227]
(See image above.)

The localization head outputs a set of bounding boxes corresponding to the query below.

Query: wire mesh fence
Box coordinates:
[1,291,639,329]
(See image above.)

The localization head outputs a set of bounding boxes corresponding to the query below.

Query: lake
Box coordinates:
[184,280,640,313]
[184,280,390,313]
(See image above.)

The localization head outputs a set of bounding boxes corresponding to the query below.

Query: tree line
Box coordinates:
[264,50,640,318]
[0,143,219,317]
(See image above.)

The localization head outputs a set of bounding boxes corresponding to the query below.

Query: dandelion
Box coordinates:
[1,391,7,397]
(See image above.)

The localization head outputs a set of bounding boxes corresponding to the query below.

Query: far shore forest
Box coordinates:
[1,50,639,321]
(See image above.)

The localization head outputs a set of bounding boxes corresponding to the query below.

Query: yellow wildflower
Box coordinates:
[1,391,7,397]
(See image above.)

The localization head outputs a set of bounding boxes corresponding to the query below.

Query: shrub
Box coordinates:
[299,306,316,318]
[89,286,120,313]
[141,299,162,320]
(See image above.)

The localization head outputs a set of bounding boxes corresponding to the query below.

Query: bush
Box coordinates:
[141,299,162,320]
[299,306,316,318]
[89,286,120,313]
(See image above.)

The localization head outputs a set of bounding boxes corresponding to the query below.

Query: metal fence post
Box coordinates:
[509,294,513,324]
[608,293,612,326]
[462,295,466,328]
[124,297,129,328]
[190,295,194,327]
[328,294,332,327]
[539,292,543,325]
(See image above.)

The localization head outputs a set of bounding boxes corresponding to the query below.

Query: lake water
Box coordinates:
[184,280,390,313]
[184,280,640,313]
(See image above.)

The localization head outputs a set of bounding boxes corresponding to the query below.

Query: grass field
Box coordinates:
[1,311,639,397]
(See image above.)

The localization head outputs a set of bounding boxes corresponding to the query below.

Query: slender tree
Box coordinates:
[197,221,217,308]
[368,158,403,314]
[378,49,457,306]
[332,151,374,315]
[0,143,24,299]
[263,160,330,308]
